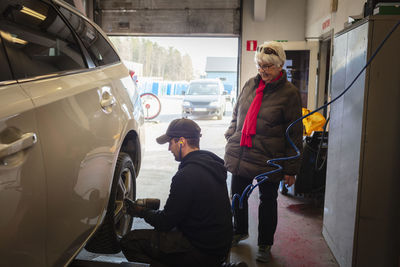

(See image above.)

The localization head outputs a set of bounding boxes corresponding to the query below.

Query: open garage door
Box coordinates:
[93,0,241,36]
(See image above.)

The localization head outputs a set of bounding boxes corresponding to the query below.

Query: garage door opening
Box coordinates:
[110,36,239,157]
[109,36,239,123]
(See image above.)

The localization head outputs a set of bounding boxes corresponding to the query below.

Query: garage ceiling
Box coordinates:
[94,0,241,36]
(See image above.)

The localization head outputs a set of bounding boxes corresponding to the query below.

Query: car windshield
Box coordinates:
[186,83,219,95]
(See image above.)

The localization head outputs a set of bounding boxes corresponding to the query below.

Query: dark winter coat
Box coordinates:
[143,150,233,257]
[224,70,303,182]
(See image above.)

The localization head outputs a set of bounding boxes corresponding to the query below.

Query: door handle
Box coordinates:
[101,96,116,108]
[100,92,116,109]
[0,133,37,159]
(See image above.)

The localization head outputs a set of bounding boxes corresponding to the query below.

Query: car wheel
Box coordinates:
[85,152,136,253]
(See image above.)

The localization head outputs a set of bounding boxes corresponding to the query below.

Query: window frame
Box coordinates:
[0,0,95,83]
[55,1,121,68]
[52,0,97,69]
[0,34,15,85]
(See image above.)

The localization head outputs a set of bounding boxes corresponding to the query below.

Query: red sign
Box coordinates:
[246,40,257,51]
[322,19,330,30]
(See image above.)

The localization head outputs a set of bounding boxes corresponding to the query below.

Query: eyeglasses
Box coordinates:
[257,64,275,72]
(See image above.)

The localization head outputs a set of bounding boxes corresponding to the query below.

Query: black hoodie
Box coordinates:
[143,150,233,257]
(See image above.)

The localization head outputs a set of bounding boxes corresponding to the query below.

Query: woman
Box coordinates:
[224,41,303,263]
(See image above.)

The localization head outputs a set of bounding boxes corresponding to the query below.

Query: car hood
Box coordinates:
[183,95,220,102]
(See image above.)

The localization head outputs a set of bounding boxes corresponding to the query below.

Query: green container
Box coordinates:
[373,5,400,15]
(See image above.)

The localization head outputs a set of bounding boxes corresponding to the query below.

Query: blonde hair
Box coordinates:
[254,41,286,67]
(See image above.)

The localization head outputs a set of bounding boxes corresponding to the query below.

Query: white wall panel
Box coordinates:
[306,0,366,38]
[240,0,307,97]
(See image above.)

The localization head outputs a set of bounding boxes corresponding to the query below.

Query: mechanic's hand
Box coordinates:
[283,175,296,187]
[124,199,145,218]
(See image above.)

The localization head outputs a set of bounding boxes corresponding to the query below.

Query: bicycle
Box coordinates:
[140,92,162,120]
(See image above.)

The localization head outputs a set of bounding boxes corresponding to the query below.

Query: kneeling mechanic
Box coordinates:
[121,118,247,267]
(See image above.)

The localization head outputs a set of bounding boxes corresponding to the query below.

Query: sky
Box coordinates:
[138,37,239,76]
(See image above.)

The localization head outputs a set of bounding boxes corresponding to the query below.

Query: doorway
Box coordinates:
[284,50,310,108]
[316,35,333,117]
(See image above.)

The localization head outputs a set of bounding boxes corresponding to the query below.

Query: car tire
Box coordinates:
[85,152,136,253]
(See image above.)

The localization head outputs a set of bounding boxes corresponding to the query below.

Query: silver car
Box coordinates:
[0,0,144,266]
[182,79,227,120]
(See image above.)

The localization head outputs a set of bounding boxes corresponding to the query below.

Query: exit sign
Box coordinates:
[322,19,331,30]
[246,40,257,51]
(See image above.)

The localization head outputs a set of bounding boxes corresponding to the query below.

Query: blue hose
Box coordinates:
[232,19,400,212]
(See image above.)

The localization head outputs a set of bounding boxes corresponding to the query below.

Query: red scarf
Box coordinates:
[240,72,283,147]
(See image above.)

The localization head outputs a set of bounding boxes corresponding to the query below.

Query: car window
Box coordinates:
[187,83,219,95]
[0,38,13,83]
[59,6,120,67]
[0,0,87,80]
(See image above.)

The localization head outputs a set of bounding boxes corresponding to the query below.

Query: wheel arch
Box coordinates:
[120,130,142,176]
[82,128,143,254]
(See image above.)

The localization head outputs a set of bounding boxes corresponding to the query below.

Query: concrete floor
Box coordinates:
[75,96,338,267]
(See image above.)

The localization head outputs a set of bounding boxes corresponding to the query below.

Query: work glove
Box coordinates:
[124,198,146,218]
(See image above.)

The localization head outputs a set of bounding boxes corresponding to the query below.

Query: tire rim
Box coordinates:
[114,166,133,238]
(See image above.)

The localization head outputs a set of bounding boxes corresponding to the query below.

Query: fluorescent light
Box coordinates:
[20,6,46,21]
[11,37,27,45]
[0,31,27,45]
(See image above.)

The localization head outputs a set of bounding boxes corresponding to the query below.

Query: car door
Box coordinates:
[0,33,47,266]
[22,69,124,266]
[1,0,125,265]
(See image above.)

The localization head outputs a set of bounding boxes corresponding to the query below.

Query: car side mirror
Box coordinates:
[222,90,228,95]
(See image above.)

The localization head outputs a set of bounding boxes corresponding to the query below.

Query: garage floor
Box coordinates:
[75,96,338,267]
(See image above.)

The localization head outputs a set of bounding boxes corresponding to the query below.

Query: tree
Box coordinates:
[109,37,194,81]
[182,54,193,81]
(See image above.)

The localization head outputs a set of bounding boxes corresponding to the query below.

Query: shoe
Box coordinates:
[221,261,249,267]
[231,233,249,246]
[256,245,271,263]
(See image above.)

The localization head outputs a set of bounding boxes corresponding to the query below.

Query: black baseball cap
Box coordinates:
[156,118,202,144]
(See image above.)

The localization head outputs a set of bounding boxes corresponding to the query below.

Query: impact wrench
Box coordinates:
[124,198,161,217]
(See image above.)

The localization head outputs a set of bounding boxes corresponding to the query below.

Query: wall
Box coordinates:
[240,0,366,109]
[305,0,366,38]
[240,0,321,109]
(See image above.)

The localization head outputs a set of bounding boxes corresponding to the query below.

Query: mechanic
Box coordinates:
[121,118,247,267]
